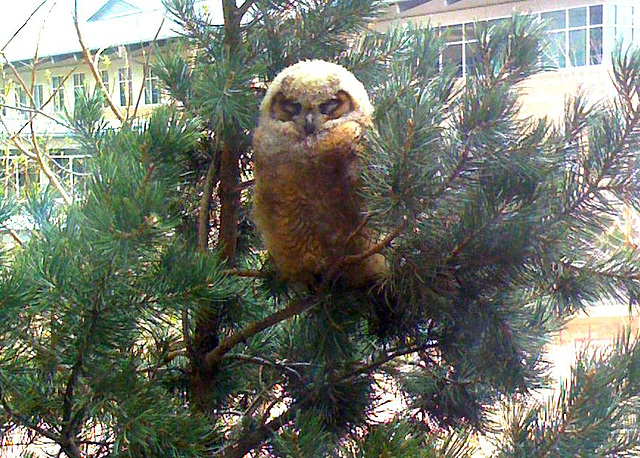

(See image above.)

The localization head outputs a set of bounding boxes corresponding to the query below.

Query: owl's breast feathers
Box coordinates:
[253,122,384,285]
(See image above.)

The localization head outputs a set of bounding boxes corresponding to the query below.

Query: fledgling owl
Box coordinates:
[252,60,386,286]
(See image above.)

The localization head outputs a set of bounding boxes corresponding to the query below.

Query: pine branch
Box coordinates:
[554,85,640,225]
[204,297,315,370]
[60,304,100,456]
[219,409,294,458]
[222,268,270,279]
[336,339,437,386]
[224,354,304,379]
[0,389,60,444]
[340,223,404,267]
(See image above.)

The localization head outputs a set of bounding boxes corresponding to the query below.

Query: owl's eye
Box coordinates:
[320,90,353,119]
[281,100,302,116]
[271,92,301,122]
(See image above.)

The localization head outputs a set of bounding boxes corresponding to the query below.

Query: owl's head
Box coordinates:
[258,60,373,138]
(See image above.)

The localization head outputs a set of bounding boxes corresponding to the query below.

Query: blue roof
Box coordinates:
[88,0,142,21]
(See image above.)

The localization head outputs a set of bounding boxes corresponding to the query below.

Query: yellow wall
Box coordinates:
[1,45,161,146]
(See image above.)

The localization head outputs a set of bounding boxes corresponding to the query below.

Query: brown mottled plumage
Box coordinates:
[252,60,385,285]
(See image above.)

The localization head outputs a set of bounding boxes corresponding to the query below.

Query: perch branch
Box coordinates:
[204,298,315,370]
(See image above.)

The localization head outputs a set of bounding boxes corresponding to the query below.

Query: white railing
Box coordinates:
[0,152,91,199]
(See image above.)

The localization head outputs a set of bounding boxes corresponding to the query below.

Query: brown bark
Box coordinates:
[191,0,244,412]
[217,140,241,263]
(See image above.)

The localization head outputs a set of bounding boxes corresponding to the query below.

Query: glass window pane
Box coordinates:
[569,29,586,66]
[486,18,507,29]
[442,43,463,77]
[464,22,477,41]
[542,10,566,30]
[603,5,616,25]
[589,5,603,25]
[33,84,43,108]
[617,5,633,27]
[52,75,65,111]
[589,27,603,65]
[569,7,587,28]
[602,26,615,60]
[617,27,633,49]
[544,31,566,68]
[465,42,481,76]
[444,24,463,42]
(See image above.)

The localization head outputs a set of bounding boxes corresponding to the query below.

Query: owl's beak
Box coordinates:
[304,112,316,135]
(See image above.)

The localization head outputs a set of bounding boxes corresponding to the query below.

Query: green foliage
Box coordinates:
[494,331,640,457]
[4,2,640,457]
[343,421,477,458]
[22,184,60,232]
[69,87,109,155]
[0,105,237,457]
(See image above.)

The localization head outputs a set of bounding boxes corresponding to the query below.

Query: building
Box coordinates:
[380,0,638,117]
[0,0,218,200]
[382,0,640,382]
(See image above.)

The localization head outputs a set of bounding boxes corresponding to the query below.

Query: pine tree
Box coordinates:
[2,1,640,456]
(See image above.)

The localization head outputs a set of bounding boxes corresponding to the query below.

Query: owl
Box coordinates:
[252,60,386,286]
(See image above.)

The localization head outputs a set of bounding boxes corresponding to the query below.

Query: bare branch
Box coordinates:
[131,18,165,120]
[219,409,294,458]
[30,117,73,205]
[0,47,75,205]
[73,0,124,122]
[337,340,437,386]
[2,227,24,246]
[238,0,258,19]
[0,0,51,55]
[0,103,70,129]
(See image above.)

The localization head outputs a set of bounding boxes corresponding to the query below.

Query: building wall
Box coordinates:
[0,44,163,198]
[382,0,640,378]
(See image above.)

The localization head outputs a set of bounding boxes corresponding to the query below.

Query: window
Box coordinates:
[73,73,86,98]
[436,4,636,74]
[100,70,110,106]
[144,70,161,105]
[438,18,507,77]
[52,75,65,111]
[119,67,132,106]
[541,6,604,68]
[33,84,43,109]
[440,24,465,77]
[100,70,109,93]
[14,87,28,119]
